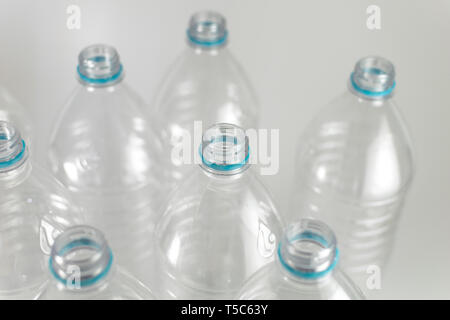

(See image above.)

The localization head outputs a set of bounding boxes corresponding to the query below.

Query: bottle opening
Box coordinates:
[200,123,249,175]
[278,219,339,279]
[350,56,396,98]
[77,44,123,85]
[0,121,27,171]
[187,11,228,47]
[49,225,113,288]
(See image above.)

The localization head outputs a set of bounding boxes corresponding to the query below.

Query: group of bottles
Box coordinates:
[0,11,414,300]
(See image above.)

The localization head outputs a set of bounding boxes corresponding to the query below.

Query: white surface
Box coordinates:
[0,0,449,299]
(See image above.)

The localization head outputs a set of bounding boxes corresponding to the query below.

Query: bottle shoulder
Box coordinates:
[0,162,83,252]
[163,168,282,218]
[48,81,165,193]
[295,91,415,202]
[37,266,155,300]
[0,162,78,213]
[238,263,364,300]
[57,81,147,118]
[155,168,283,298]
[153,47,259,128]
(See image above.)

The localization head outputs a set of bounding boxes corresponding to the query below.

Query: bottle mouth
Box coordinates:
[350,56,396,98]
[49,225,113,288]
[278,219,339,279]
[187,11,228,47]
[77,44,123,86]
[199,123,250,175]
[0,121,28,172]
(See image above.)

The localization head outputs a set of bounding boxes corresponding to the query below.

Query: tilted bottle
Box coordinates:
[237,218,364,300]
[47,44,164,284]
[152,11,259,184]
[37,225,155,300]
[291,56,414,283]
[0,121,81,299]
[155,123,283,299]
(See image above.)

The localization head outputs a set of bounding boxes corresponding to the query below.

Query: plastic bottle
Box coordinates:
[47,44,164,285]
[36,225,155,300]
[0,121,81,299]
[291,56,414,283]
[152,11,259,184]
[237,218,365,300]
[155,123,283,299]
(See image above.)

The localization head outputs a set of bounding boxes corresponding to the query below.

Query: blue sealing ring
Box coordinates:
[199,136,249,171]
[0,139,26,169]
[77,64,123,85]
[350,71,396,97]
[187,30,228,47]
[278,232,339,279]
[49,238,113,288]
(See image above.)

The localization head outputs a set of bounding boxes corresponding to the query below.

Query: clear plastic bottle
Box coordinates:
[237,218,365,300]
[0,121,82,299]
[291,56,414,283]
[0,86,33,146]
[36,225,155,300]
[155,123,283,299]
[47,44,164,285]
[152,11,259,184]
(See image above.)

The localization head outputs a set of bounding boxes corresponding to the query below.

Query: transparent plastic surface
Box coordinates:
[291,57,414,281]
[0,86,33,145]
[152,11,259,184]
[47,44,164,284]
[238,219,364,300]
[37,225,155,300]
[0,121,81,299]
[155,123,283,299]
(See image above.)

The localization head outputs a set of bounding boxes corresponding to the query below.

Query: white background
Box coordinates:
[0,0,449,299]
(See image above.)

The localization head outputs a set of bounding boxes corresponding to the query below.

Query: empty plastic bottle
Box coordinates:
[47,44,164,285]
[155,123,283,299]
[152,11,259,184]
[0,121,81,299]
[291,56,414,283]
[0,86,33,145]
[36,225,155,300]
[237,218,365,300]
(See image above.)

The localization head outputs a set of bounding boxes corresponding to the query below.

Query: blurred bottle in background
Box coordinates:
[0,121,81,299]
[155,123,283,299]
[291,56,414,291]
[37,225,155,300]
[0,86,33,148]
[47,44,165,286]
[237,218,365,300]
[151,11,259,185]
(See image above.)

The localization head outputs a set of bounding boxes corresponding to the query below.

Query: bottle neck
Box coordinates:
[0,121,31,187]
[186,11,228,51]
[277,219,339,282]
[77,44,124,87]
[348,56,396,101]
[49,226,114,291]
[199,123,250,177]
